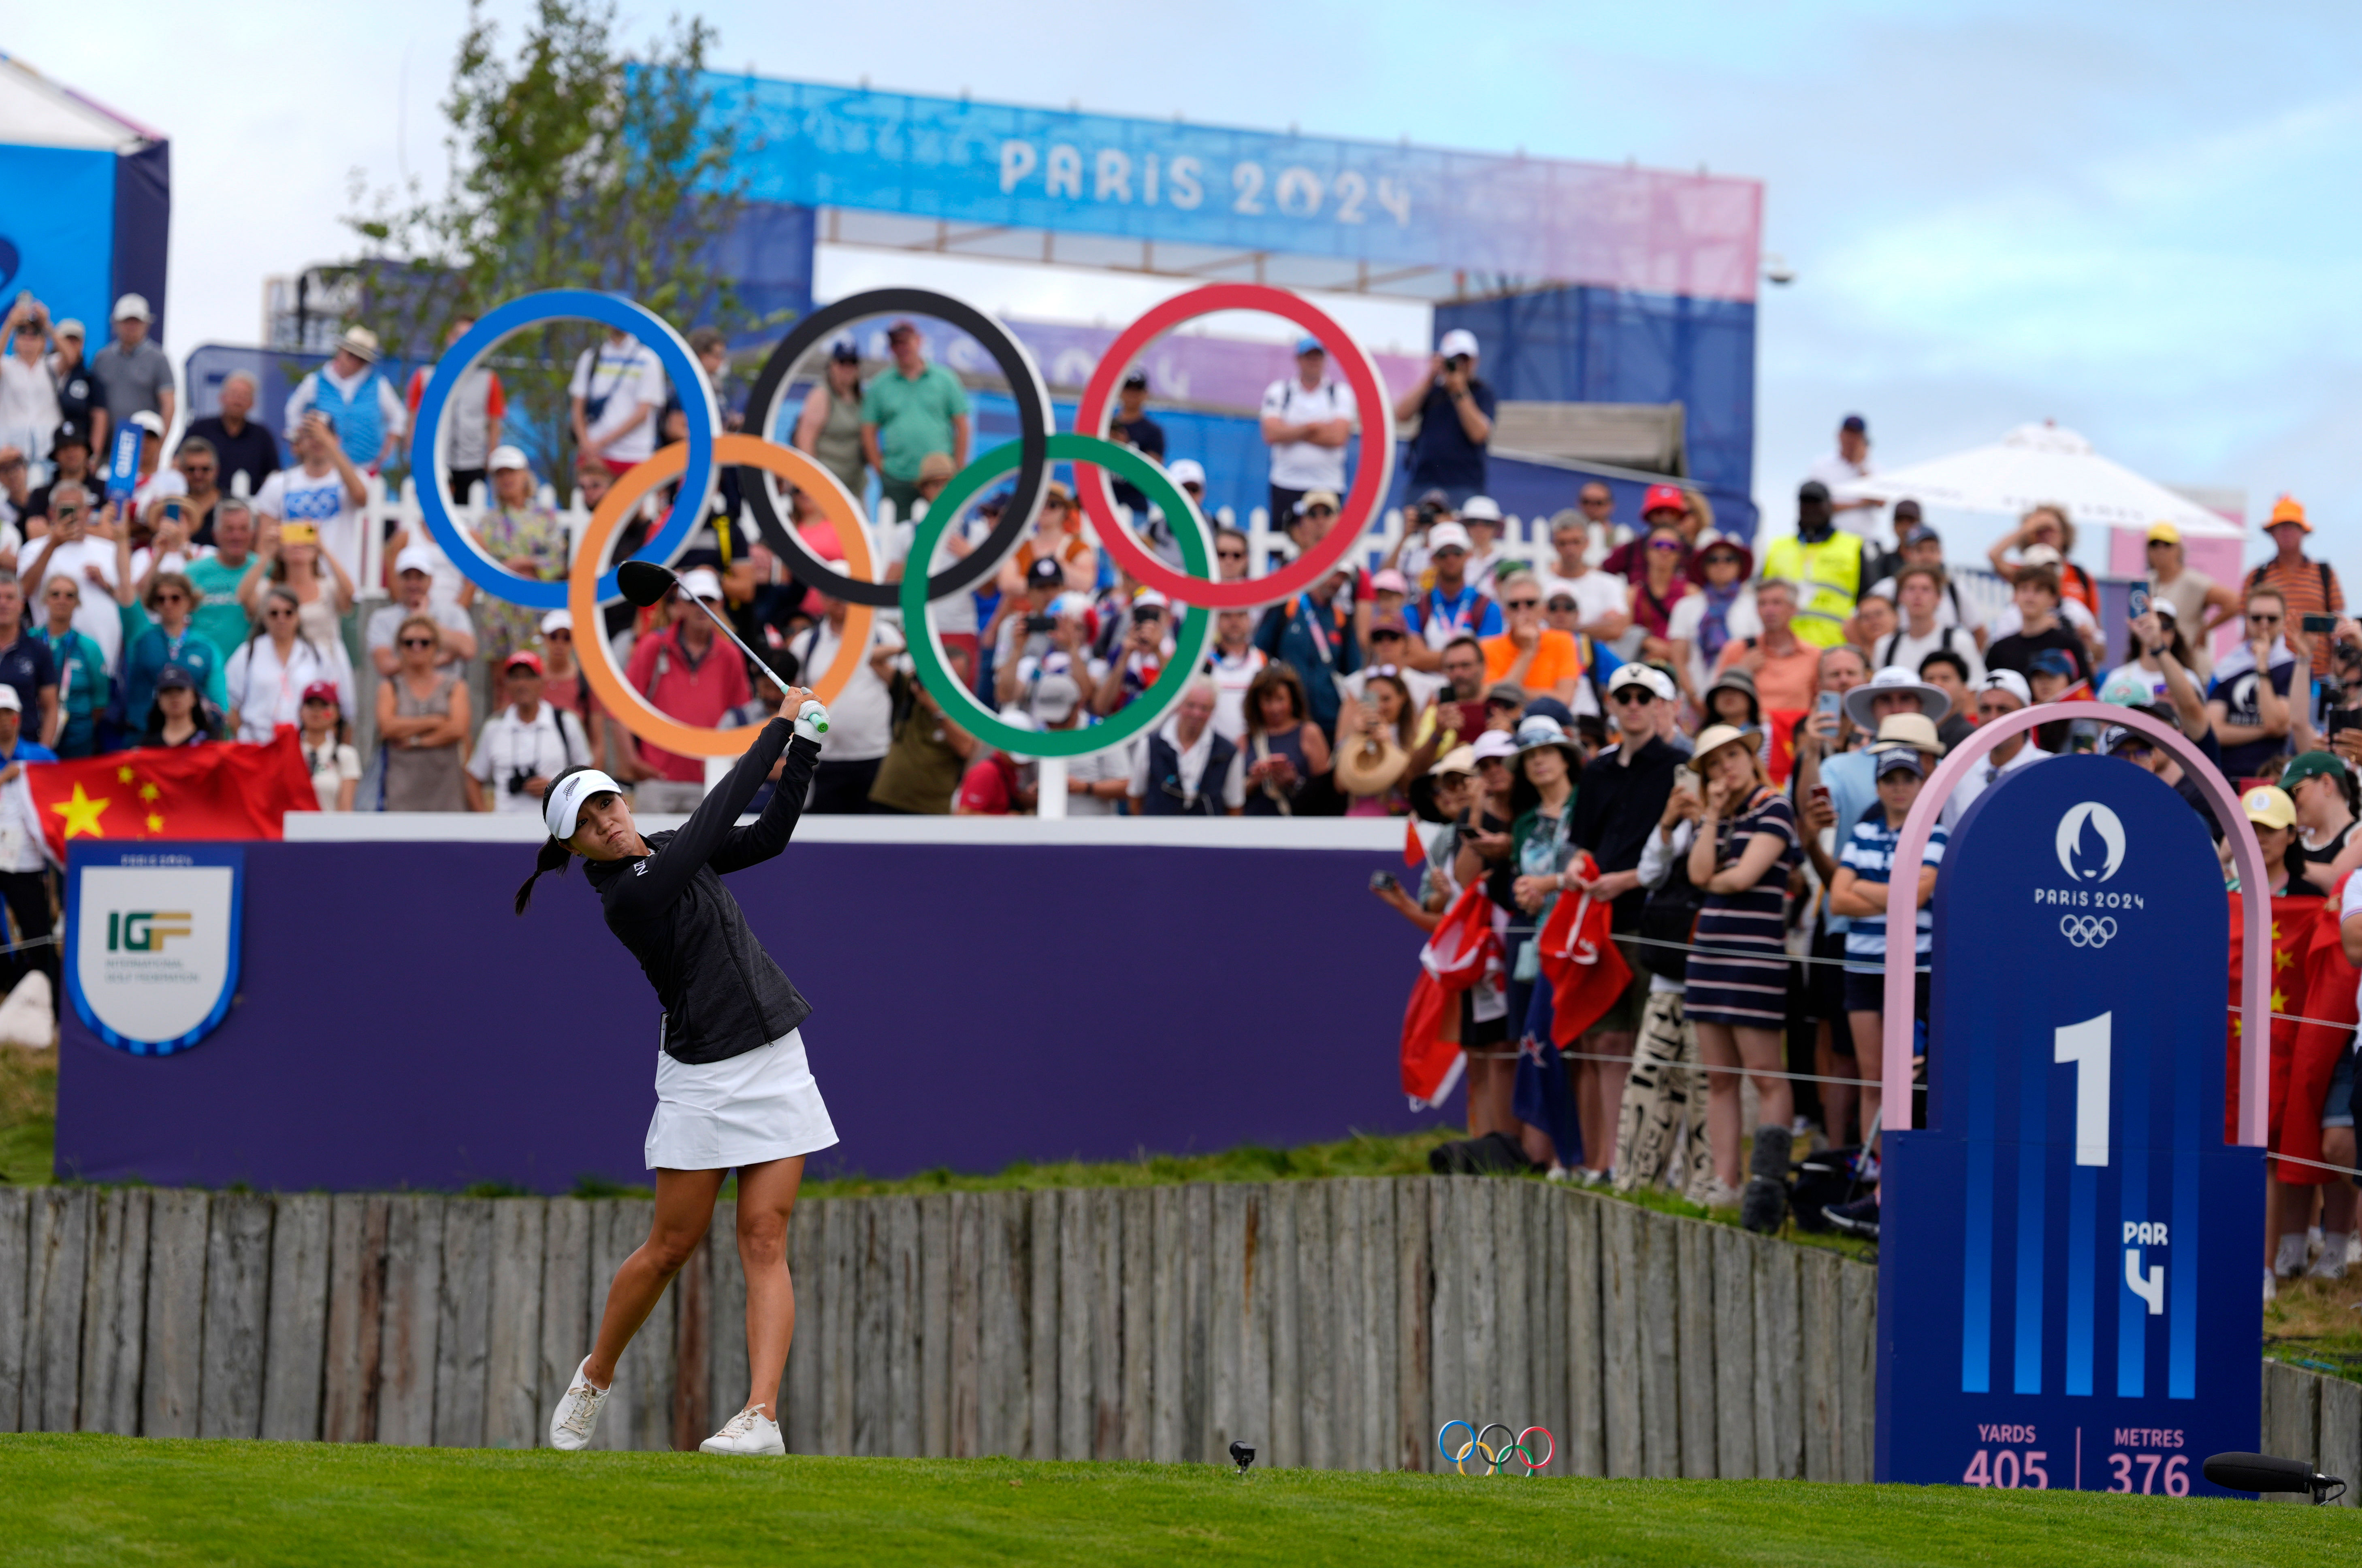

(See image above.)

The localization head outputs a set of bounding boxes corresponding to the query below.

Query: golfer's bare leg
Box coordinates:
[584,1167,725,1388]
[736,1155,807,1419]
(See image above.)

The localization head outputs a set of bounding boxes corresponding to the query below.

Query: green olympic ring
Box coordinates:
[903,433,1215,760]
[1436,1420,1552,1476]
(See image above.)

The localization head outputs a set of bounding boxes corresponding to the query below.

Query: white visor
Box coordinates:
[544,769,625,840]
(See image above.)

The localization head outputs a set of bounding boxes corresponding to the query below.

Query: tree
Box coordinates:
[344,0,755,486]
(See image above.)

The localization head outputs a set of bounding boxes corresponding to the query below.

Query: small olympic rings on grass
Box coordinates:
[411,289,718,609]
[1437,1420,1552,1476]
[569,433,877,758]
[738,288,1053,607]
[1070,282,1396,609]
[902,433,1215,760]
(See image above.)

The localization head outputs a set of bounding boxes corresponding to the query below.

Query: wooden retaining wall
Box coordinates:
[0,1178,1878,1474]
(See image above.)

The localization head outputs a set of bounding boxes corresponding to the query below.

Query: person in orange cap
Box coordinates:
[2233,495,2344,636]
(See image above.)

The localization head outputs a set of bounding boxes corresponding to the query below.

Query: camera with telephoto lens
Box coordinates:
[506,766,540,797]
[1415,497,1445,526]
[1443,354,1471,373]
[1024,614,1056,633]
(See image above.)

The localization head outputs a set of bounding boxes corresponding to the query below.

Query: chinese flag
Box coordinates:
[2225,891,2341,1158]
[29,727,319,861]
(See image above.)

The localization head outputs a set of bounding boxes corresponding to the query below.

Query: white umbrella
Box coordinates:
[1830,422,2244,539]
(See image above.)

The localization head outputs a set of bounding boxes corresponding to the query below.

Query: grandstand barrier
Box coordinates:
[0,1178,1881,1474]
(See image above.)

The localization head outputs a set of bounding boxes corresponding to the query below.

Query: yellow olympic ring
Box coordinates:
[570,435,877,758]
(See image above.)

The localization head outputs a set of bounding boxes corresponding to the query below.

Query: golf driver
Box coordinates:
[613,559,826,733]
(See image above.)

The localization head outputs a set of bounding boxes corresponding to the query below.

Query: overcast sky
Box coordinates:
[15,1,2360,562]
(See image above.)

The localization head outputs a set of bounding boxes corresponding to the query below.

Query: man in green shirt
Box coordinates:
[185,496,262,655]
[860,321,970,522]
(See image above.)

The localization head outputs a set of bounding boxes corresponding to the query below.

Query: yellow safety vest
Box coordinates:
[1760,532,1867,649]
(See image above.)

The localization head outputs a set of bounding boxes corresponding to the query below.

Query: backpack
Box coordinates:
[1877,624,1967,675]
[2245,559,2335,609]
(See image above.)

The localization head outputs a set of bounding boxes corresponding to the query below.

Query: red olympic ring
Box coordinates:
[1071,283,1394,609]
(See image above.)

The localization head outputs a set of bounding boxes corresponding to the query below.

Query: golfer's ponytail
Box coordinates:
[515,835,571,915]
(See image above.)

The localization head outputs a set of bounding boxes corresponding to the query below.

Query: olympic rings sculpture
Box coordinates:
[1437,1421,1554,1476]
[408,283,1391,762]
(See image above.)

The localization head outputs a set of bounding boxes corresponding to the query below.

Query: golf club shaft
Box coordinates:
[682,591,796,696]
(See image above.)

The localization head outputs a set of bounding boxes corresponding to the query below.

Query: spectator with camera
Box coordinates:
[2208,587,2302,780]
[465,650,590,813]
[0,576,57,750]
[1241,663,1331,816]
[255,411,371,589]
[1092,588,1176,718]
[991,558,1081,703]
[19,481,122,673]
[0,298,63,480]
[21,421,95,528]
[1252,504,1360,748]
[1392,328,1495,507]
[1333,670,1419,815]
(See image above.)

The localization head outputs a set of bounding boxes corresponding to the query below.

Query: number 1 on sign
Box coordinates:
[2055,1012,2112,1167]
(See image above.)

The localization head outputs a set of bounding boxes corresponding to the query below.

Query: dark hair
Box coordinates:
[1244,663,1308,735]
[1440,634,1484,664]
[514,764,606,915]
[1918,649,1971,684]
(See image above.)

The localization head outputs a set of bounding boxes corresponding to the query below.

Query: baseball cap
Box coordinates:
[1979,669,2032,706]
[2028,649,2078,680]
[2019,543,2064,569]
[539,609,574,637]
[1798,479,1832,505]
[0,686,22,713]
[679,567,724,601]
[53,318,84,339]
[1438,328,1479,360]
[1892,498,1924,522]
[505,650,545,675]
[2281,751,2350,791]
[1608,663,1677,703]
[394,546,437,577]
[2243,785,2297,831]
[153,663,198,694]
[300,681,341,707]
[51,419,88,453]
[1902,526,1940,547]
[1470,730,1520,764]
[827,339,860,363]
[1026,556,1064,590]
[131,409,166,438]
[886,319,920,340]
[488,444,531,473]
[1460,495,1503,524]
[1430,744,1477,778]
[1168,458,1206,489]
[2269,494,2309,531]
[1426,521,1473,554]
[1641,483,1688,518]
[1294,335,1325,356]
[544,768,626,839]
[1295,490,1341,516]
[1486,682,1530,710]
[1367,612,1412,639]
[1840,414,1867,435]
[1371,568,1409,595]
[1131,588,1170,613]
[2146,521,2181,545]
[1032,672,1082,724]
[112,293,152,323]
[1121,368,1149,390]
[1874,746,1924,779]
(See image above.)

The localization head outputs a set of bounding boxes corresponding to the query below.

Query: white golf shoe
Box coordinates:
[549,1357,610,1451]
[700,1406,786,1456]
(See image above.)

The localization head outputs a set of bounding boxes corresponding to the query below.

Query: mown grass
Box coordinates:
[0,1434,2353,1568]
[0,1044,52,1188]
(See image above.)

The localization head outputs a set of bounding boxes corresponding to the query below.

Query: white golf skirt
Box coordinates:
[645,1027,839,1172]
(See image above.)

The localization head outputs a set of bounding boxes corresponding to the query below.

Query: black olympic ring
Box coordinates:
[2060,915,2117,948]
[739,288,1053,608]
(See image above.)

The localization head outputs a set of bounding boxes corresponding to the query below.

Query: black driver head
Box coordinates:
[615,559,677,608]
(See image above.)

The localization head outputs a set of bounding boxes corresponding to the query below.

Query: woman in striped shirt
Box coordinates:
[1827,743,1946,1154]
[1684,724,1800,1189]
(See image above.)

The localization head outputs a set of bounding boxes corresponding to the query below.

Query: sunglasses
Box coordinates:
[1217,548,1246,561]
[400,637,437,648]
[1703,554,1741,568]
[1612,689,1656,705]
[1504,599,1540,611]
[1371,629,1403,641]
[546,629,572,640]
[153,592,186,604]
[1648,539,1682,552]
[2249,611,2283,623]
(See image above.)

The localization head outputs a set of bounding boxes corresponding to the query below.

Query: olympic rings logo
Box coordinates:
[1436,1421,1554,1477]
[2060,915,2118,949]
[410,283,1391,761]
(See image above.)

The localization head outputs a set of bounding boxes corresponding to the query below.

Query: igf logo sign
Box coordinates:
[107,911,191,952]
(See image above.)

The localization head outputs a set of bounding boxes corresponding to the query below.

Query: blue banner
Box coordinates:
[0,142,116,342]
[707,77,1761,303]
[1878,755,2262,1495]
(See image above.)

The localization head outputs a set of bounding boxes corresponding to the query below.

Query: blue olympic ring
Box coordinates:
[409,289,718,609]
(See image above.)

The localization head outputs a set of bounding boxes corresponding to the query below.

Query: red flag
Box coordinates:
[1400,884,1502,1108]
[1403,818,1424,870]
[2225,891,2334,1155]
[30,728,319,861]
[1535,851,1635,1044]
[1764,708,1806,786]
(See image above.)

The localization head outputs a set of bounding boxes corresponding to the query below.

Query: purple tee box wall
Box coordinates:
[56,840,1435,1191]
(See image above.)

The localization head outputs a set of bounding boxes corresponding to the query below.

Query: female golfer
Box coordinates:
[518,687,834,1457]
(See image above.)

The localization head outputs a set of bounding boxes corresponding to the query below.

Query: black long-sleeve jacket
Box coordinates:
[584,719,822,1064]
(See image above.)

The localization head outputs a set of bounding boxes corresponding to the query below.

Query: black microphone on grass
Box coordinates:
[2202,1451,2345,1504]
[614,560,821,732]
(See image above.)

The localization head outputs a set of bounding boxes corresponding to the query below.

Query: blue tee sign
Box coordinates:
[1878,755,2262,1494]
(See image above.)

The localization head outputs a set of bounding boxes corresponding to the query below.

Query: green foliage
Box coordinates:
[341,0,756,478]
[2,1436,2350,1566]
